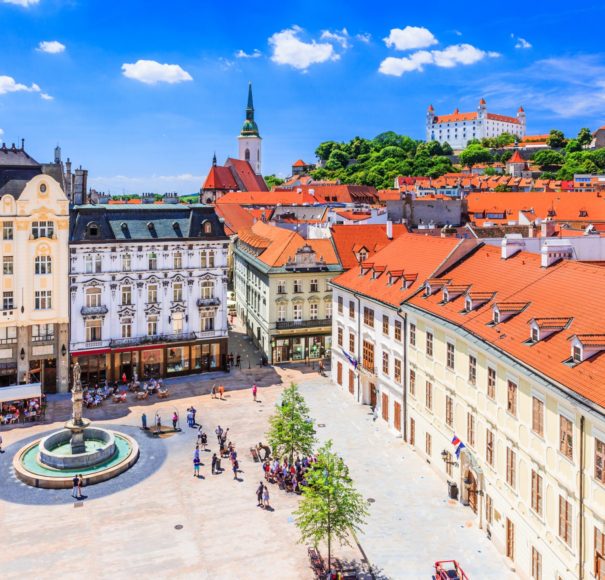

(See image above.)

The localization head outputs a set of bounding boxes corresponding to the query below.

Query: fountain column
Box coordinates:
[65,361,90,454]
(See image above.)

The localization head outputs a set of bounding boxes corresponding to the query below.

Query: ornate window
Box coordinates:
[32,221,55,239]
[147,285,158,303]
[172,312,184,334]
[201,281,214,299]
[174,251,182,269]
[147,315,158,336]
[148,252,157,270]
[121,318,132,338]
[122,253,131,271]
[173,283,183,302]
[35,255,52,275]
[85,287,102,308]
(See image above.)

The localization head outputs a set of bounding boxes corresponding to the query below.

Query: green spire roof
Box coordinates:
[240,82,260,137]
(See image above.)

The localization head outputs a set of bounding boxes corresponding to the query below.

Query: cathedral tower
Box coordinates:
[238,82,262,175]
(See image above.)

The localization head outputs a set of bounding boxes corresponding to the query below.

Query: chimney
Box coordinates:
[386,220,393,239]
[541,220,556,238]
[541,241,573,268]
[501,234,525,259]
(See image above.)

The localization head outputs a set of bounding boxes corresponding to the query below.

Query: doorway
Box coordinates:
[394,401,402,432]
[381,392,389,422]
[370,383,377,408]
[466,471,478,513]
[42,359,57,393]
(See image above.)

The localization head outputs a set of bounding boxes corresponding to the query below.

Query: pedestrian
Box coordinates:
[201,431,207,449]
[211,384,217,399]
[193,449,201,478]
[223,428,230,444]
[191,406,197,426]
[218,385,225,400]
[71,475,79,498]
[319,359,325,376]
[77,474,83,498]
[263,484,270,509]
[186,410,193,428]
[228,352,234,367]
[197,425,203,445]
[236,354,241,368]
[211,453,218,474]
[0,434,3,453]
[172,411,179,430]
[252,384,258,402]
[215,425,223,444]
[141,412,147,430]
[256,481,264,507]
[232,459,239,480]
[122,372,127,385]
[155,413,162,434]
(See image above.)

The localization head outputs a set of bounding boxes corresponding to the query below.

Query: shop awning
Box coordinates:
[72,348,111,357]
[0,382,42,403]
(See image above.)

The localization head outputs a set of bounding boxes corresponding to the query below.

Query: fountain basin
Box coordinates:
[13,430,139,489]
[39,427,116,469]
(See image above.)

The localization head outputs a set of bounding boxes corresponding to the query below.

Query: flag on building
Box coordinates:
[451,435,461,446]
[455,442,466,459]
[341,348,358,369]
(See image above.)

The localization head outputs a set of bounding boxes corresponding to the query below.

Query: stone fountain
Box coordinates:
[14,362,139,488]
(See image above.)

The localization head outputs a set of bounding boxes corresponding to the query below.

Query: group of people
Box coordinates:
[71,474,85,499]
[210,384,226,399]
[262,455,317,495]
[0,397,45,424]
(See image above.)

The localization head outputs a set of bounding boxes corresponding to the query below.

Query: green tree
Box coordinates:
[459,144,493,168]
[546,129,567,148]
[532,150,564,169]
[266,383,316,463]
[327,149,349,169]
[264,174,284,189]
[294,440,369,570]
[484,166,497,176]
[494,184,512,192]
[564,139,582,155]
[315,141,339,161]
[577,127,593,147]
[441,141,454,156]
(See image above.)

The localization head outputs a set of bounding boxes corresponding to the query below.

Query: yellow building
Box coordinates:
[0,144,70,393]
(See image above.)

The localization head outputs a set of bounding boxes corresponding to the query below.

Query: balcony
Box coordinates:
[197,297,221,307]
[109,332,196,348]
[80,305,109,317]
[71,339,111,351]
[359,364,376,377]
[274,318,332,330]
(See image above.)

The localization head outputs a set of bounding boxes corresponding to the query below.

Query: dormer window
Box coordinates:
[202,220,212,235]
[493,310,500,324]
[529,318,571,344]
[492,302,528,323]
[569,334,605,364]
[360,262,373,276]
[531,327,539,343]
[465,296,472,312]
[86,222,99,238]
[573,345,582,363]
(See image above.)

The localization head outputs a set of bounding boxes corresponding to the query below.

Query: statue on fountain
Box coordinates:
[65,361,91,453]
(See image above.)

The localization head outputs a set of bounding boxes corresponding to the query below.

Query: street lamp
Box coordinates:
[441,449,458,467]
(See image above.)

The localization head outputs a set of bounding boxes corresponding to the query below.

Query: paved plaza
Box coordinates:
[0,326,516,579]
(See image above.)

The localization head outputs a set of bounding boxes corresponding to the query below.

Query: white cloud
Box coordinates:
[37,40,66,54]
[269,25,339,70]
[515,37,532,49]
[379,43,499,77]
[432,44,499,68]
[89,173,204,195]
[0,75,40,94]
[383,26,438,51]
[356,32,372,44]
[235,49,261,59]
[121,60,193,85]
[453,30,463,37]
[2,0,40,6]
[379,51,434,76]
[40,92,53,100]
[321,28,350,49]
[0,128,4,138]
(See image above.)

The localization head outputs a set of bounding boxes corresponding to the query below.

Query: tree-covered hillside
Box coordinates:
[311,132,455,189]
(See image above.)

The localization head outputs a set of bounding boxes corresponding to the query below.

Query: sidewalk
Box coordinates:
[299,377,517,580]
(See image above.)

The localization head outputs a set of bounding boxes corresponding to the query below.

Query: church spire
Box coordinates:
[240,82,259,137]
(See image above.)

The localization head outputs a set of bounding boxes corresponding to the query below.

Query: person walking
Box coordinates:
[211,384,217,399]
[211,452,218,474]
[218,385,225,400]
[256,481,264,507]
[190,406,197,426]
[215,425,223,445]
[252,384,258,402]
[71,475,79,499]
[262,484,270,509]
[232,458,239,480]
[77,474,83,498]
[141,412,147,430]
[186,410,193,428]
[193,451,201,478]
[236,354,241,368]
[155,413,162,435]
[0,434,3,453]
[172,411,179,430]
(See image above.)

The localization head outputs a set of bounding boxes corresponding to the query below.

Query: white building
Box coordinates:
[69,204,229,385]
[426,99,526,150]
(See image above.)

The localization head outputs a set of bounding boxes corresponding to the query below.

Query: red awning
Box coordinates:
[112,344,165,354]
[71,348,111,357]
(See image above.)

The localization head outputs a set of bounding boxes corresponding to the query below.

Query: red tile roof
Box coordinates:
[225,158,268,192]
[433,112,478,123]
[508,150,525,164]
[407,248,605,408]
[216,190,318,206]
[276,184,378,204]
[486,112,521,125]
[331,233,467,307]
[203,165,238,190]
[214,203,256,236]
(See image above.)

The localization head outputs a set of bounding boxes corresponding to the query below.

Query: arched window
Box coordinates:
[245,148,250,161]
[35,255,52,275]
[85,287,102,308]
[86,222,99,238]
[204,222,212,234]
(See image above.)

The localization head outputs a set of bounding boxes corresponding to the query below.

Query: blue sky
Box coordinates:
[1,0,605,194]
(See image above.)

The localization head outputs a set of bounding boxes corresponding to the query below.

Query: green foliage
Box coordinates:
[483,166,497,176]
[577,127,593,147]
[481,132,517,148]
[459,144,493,168]
[546,129,567,148]
[564,139,582,155]
[294,440,369,568]
[264,174,285,189]
[441,141,454,156]
[266,383,316,463]
[494,184,513,192]
[315,141,339,161]
[532,150,564,169]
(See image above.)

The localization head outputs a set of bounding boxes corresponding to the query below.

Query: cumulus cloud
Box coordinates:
[379,43,499,77]
[0,75,40,94]
[121,60,193,85]
[269,25,339,70]
[321,28,350,49]
[515,37,532,49]
[40,92,53,100]
[37,40,66,54]
[356,32,372,43]
[2,0,39,6]
[235,49,261,59]
[383,26,438,51]
[0,128,4,138]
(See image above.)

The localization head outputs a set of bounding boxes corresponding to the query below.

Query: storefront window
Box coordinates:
[292,337,305,361]
[309,336,323,359]
[167,346,190,373]
[142,349,163,379]
[192,345,202,370]
[210,343,220,369]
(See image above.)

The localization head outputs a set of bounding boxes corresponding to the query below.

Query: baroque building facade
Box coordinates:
[69,204,229,385]
[0,143,70,393]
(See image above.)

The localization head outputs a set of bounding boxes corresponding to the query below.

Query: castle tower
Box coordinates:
[426,104,435,142]
[516,106,527,138]
[238,82,262,175]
